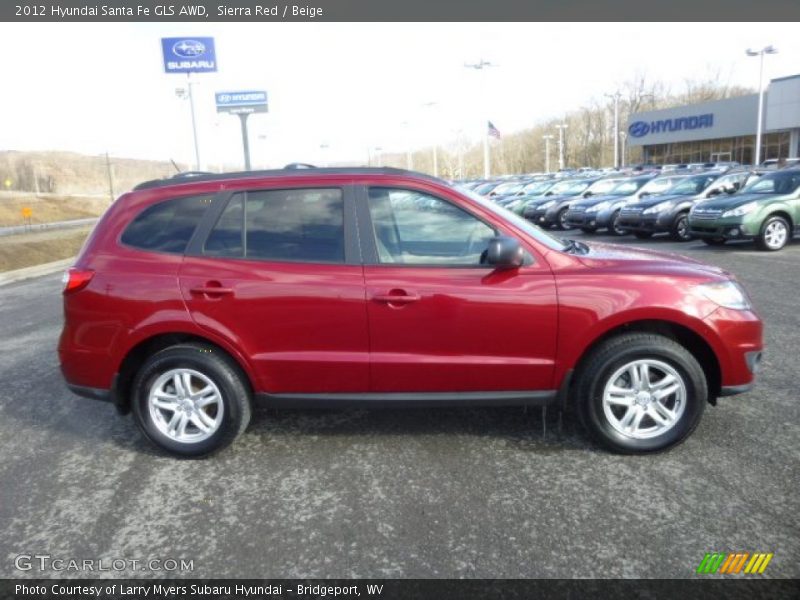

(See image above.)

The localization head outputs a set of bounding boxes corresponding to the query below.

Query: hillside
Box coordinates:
[0,151,188,196]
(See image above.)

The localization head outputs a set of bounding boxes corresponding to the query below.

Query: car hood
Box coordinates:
[693,192,769,211]
[576,240,729,277]
[631,193,694,208]
[570,193,626,208]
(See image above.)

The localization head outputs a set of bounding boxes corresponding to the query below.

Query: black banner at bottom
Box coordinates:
[2,579,799,600]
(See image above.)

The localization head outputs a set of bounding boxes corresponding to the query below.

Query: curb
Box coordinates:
[0,257,75,287]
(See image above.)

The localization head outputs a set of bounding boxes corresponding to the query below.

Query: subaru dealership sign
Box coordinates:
[161,37,217,73]
[629,114,714,138]
[215,91,268,114]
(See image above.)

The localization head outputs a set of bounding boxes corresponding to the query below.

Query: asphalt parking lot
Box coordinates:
[0,234,798,580]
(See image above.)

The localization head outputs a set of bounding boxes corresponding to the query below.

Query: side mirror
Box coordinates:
[640,191,651,197]
[583,191,593,197]
[707,188,722,197]
[486,236,525,269]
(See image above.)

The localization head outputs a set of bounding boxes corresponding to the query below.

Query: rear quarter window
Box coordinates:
[120,195,213,254]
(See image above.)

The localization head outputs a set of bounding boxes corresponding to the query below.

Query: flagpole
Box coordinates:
[484,130,490,179]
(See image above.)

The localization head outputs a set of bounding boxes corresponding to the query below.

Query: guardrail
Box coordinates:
[0,217,98,237]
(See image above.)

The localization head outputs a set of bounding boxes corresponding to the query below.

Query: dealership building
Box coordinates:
[627,74,800,165]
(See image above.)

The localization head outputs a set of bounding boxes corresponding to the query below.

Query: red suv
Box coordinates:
[58,168,763,457]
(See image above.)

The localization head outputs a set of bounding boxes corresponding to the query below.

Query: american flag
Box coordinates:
[487,121,501,139]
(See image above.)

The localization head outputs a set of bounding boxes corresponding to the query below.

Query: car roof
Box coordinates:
[133,167,444,191]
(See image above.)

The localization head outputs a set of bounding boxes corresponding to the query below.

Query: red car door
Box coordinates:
[360,185,558,393]
[179,185,369,394]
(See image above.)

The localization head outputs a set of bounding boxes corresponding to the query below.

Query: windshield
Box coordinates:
[668,174,718,195]
[522,180,554,194]
[474,182,498,195]
[492,181,524,195]
[461,188,567,252]
[639,176,682,195]
[586,179,620,195]
[548,180,591,196]
[742,171,800,194]
[610,178,650,195]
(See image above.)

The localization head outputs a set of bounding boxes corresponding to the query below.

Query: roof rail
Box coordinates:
[132,166,443,191]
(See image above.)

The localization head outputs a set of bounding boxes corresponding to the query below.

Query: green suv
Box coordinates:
[688,168,800,251]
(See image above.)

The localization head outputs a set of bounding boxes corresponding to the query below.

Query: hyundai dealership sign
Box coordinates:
[215,91,268,114]
[627,94,761,147]
[161,37,217,73]
[629,114,714,138]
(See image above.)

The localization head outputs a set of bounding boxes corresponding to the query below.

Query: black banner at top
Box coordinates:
[1,0,799,21]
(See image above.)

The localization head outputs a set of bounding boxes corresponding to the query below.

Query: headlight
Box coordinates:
[643,200,674,215]
[696,281,751,310]
[722,201,758,218]
[586,201,610,213]
[538,200,556,209]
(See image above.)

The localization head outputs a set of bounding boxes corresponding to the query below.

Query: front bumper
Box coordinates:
[564,208,614,229]
[525,207,559,227]
[688,216,757,240]
[703,307,763,394]
[618,210,672,233]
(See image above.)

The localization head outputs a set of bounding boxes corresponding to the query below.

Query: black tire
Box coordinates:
[557,207,572,231]
[581,227,596,234]
[132,343,252,458]
[608,210,627,236]
[702,237,726,246]
[574,333,707,454]
[634,232,653,240]
[669,213,693,242]
[756,215,790,251]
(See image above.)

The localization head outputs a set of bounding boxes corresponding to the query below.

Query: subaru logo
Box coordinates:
[629,121,650,138]
[172,39,206,58]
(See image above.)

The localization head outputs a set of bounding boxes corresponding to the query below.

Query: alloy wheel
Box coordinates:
[148,368,224,443]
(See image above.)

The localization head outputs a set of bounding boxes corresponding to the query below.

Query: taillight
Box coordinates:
[62,268,94,294]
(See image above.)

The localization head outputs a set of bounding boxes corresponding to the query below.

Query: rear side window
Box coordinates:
[121,195,213,254]
[204,188,344,263]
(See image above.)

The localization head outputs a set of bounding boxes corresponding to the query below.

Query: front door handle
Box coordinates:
[190,282,234,297]
[372,290,420,304]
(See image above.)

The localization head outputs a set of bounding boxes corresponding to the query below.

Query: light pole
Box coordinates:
[619,131,628,168]
[464,59,496,178]
[605,91,622,169]
[746,45,778,166]
[542,134,554,173]
[401,121,413,170]
[175,76,201,170]
[421,102,439,177]
[555,123,568,171]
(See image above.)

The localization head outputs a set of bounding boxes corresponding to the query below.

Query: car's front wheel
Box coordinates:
[756,215,790,251]
[575,333,706,453]
[132,343,252,457]
[557,207,572,230]
[608,210,627,236]
[670,213,693,241]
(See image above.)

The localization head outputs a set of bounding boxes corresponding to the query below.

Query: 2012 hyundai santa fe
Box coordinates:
[58,168,763,457]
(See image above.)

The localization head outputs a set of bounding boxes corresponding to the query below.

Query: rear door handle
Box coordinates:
[372,290,420,304]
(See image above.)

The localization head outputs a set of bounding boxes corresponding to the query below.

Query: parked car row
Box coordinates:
[463,165,799,252]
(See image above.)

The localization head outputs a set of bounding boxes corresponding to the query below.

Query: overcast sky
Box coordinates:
[0,22,797,169]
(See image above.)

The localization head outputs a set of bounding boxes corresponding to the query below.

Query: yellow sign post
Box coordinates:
[21,207,32,219]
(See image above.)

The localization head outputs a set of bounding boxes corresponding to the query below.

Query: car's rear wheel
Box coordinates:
[132,343,252,457]
[608,210,627,236]
[670,213,693,241]
[557,207,572,230]
[575,333,706,453]
[702,237,726,246]
[756,215,790,251]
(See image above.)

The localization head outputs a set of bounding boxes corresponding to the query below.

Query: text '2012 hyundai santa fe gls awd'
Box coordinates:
[58,168,763,457]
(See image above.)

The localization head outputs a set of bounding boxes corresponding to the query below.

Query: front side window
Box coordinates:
[368,188,495,266]
[121,194,213,254]
[204,188,344,263]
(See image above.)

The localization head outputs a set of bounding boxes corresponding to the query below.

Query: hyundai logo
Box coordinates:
[217,94,232,103]
[172,40,206,58]
[629,121,650,138]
